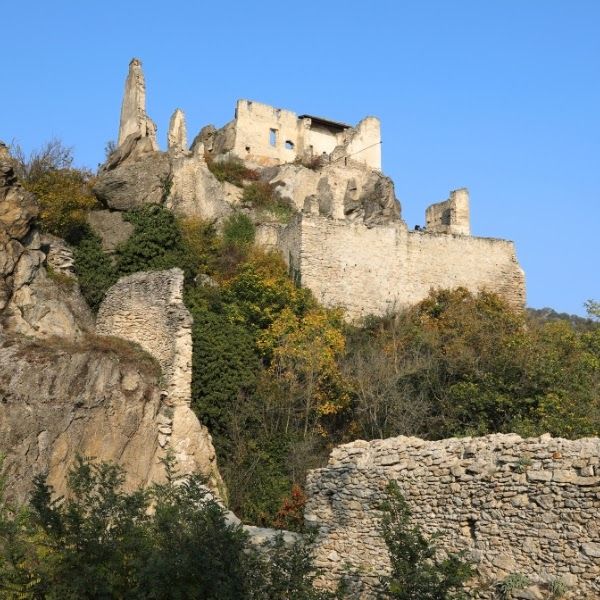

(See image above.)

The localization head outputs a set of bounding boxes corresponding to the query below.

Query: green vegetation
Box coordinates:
[241,181,293,221]
[0,456,338,600]
[206,156,258,187]
[11,139,98,241]
[379,482,473,599]
[222,212,255,249]
[67,200,600,527]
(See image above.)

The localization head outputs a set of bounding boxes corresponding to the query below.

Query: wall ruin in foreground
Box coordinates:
[284,215,525,320]
[305,433,600,599]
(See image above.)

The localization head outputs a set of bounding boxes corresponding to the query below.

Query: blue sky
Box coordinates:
[2,0,598,315]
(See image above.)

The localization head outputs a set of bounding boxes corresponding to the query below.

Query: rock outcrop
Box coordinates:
[118,58,158,150]
[168,108,188,152]
[264,162,401,225]
[1,332,174,503]
[0,141,93,339]
[306,433,600,598]
[94,150,172,210]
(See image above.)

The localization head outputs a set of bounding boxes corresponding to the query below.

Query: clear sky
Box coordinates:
[2,0,598,315]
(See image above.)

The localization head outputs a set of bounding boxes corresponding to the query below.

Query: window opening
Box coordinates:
[285,140,295,150]
[269,129,278,147]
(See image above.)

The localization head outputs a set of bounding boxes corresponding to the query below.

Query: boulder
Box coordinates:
[93,151,172,210]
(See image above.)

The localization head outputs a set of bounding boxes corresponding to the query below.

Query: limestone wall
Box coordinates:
[232,100,301,166]
[305,434,600,599]
[286,215,525,319]
[426,187,470,235]
[224,99,381,169]
[96,268,192,406]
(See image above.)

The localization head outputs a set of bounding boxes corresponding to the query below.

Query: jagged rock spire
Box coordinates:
[168,109,187,152]
[118,58,158,150]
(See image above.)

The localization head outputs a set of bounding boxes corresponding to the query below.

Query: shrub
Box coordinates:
[24,169,98,240]
[115,205,186,276]
[73,234,118,311]
[222,213,256,249]
[206,156,258,187]
[5,456,335,599]
[188,303,259,440]
[241,181,294,221]
[380,481,473,599]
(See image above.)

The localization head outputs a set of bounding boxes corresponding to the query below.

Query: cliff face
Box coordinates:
[0,334,166,503]
[0,141,222,503]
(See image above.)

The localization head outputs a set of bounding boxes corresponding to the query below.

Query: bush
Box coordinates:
[206,156,258,187]
[115,205,187,276]
[73,234,118,311]
[187,301,259,440]
[241,181,293,221]
[380,481,473,599]
[222,213,256,250]
[24,169,98,240]
[3,456,335,599]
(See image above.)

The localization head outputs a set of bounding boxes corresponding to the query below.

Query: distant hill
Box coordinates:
[527,306,598,331]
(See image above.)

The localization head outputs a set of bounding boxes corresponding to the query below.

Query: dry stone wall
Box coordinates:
[287,215,525,319]
[305,433,600,599]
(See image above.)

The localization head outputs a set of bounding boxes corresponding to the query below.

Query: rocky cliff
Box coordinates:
[0,141,222,503]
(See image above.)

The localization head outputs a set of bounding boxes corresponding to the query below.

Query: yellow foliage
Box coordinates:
[24,169,97,238]
[258,305,350,433]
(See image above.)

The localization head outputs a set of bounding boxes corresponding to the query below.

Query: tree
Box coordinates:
[585,299,600,321]
[379,482,473,600]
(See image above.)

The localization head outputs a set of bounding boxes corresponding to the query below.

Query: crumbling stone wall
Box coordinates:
[285,214,525,319]
[95,268,223,490]
[305,433,600,599]
[96,268,191,405]
[208,99,381,170]
[426,187,470,235]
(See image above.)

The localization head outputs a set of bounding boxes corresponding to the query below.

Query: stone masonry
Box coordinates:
[95,269,223,488]
[285,214,525,320]
[96,268,192,406]
[305,433,600,598]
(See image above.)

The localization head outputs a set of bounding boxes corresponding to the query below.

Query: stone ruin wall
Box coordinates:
[305,433,600,599]
[96,268,192,406]
[95,268,222,486]
[286,214,525,320]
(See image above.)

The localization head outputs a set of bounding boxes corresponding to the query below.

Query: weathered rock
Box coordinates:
[101,131,157,173]
[266,162,401,224]
[166,154,231,220]
[95,269,224,494]
[40,233,76,276]
[93,151,172,210]
[0,141,93,337]
[0,332,219,503]
[168,108,187,152]
[86,209,134,252]
[118,58,158,150]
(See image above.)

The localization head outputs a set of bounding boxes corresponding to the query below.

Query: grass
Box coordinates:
[206,156,258,187]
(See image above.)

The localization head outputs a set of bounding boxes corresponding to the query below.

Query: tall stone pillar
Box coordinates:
[168,109,187,152]
[118,58,158,150]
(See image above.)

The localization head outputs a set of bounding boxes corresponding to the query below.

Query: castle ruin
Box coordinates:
[109,58,526,320]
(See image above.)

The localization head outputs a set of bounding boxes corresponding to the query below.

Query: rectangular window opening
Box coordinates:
[269,129,278,147]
